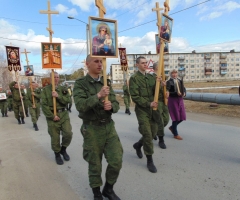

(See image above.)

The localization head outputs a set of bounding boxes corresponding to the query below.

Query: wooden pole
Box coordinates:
[29,77,36,107]
[95,0,108,102]
[40,0,59,116]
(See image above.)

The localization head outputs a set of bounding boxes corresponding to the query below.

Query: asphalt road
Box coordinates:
[0,106,240,200]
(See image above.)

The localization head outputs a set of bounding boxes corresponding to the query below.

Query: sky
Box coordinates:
[0,0,240,75]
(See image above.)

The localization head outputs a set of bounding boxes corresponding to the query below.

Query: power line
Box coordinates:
[118,0,211,33]
[0,16,83,27]
[0,36,86,44]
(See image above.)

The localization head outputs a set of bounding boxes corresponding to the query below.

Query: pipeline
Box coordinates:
[184,92,240,105]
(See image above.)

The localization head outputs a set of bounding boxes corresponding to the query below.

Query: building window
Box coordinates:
[191,76,195,79]
[191,65,194,68]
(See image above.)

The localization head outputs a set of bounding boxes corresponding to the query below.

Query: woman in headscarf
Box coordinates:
[166,69,186,140]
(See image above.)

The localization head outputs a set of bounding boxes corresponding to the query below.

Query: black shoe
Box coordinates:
[153,135,157,140]
[17,119,21,124]
[126,109,131,115]
[146,155,157,173]
[158,136,166,149]
[55,152,64,165]
[69,109,71,113]
[125,109,127,114]
[33,123,39,131]
[5,114,8,117]
[2,114,4,117]
[92,187,103,200]
[26,114,29,117]
[21,117,25,124]
[133,142,143,159]
[102,182,120,200]
[60,146,70,161]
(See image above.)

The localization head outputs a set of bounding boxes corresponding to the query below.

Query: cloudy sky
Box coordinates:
[0,0,240,74]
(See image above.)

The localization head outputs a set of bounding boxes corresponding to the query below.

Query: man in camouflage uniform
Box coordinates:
[73,55,123,200]
[7,89,13,112]
[21,84,29,117]
[41,72,73,165]
[9,81,26,124]
[0,85,8,117]
[65,83,73,112]
[129,56,159,173]
[26,82,41,131]
[152,62,170,149]
[122,80,131,115]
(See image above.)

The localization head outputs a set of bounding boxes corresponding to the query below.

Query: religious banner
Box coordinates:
[0,93,7,100]
[155,34,169,54]
[159,14,173,43]
[5,46,21,72]
[24,65,34,76]
[89,16,118,58]
[118,48,128,71]
[41,43,62,69]
[41,77,51,87]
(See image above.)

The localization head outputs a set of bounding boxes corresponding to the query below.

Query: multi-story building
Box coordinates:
[110,51,240,83]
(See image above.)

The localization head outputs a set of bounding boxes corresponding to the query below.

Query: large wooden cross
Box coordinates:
[152,2,164,29]
[95,0,106,18]
[21,49,31,66]
[39,0,59,43]
[95,0,109,101]
[39,0,59,115]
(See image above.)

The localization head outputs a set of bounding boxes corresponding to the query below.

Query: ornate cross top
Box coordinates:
[152,2,164,28]
[21,49,31,66]
[164,0,170,15]
[39,0,59,42]
[95,0,106,18]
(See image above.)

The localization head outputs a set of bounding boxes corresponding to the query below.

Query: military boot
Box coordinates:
[158,136,166,149]
[125,109,127,114]
[26,113,29,117]
[54,152,64,165]
[33,123,39,131]
[133,141,143,158]
[60,146,70,161]
[102,182,120,200]
[146,155,157,173]
[92,187,103,200]
[5,113,8,117]
[2,113,4,117]
[126,109,131,115]
[17,119,21,124]
[21,117,25,124]
[68,105,72,113]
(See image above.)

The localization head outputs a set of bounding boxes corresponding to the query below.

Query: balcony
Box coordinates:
[178,61,185,65]
[205,59,212,64]
[205,67,212,75]
[220,70,227,75]
[178,56,185,60]
[220,60,227,64]
[204,54,211,59]
[164,56,169,60]
[220,54,227,59]
[220,67,227,70]
[164,62,169,66]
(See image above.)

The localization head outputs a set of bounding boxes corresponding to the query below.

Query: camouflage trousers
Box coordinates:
[29,104,40,124]
[123,95,130,109]
[0,101,8,115]
[80,120,123,188]
[7,98,13,110]
[46,110,73,153]
[157,101,170,137]
[23,101,28,115]
[13,101,24,119]
[136,108,158,156]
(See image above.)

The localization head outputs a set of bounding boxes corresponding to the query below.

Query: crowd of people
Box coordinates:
[0,55,187,200]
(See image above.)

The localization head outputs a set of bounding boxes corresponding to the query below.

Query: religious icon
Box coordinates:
[24,65,34,76]
[41,77,51,87]
[159,14,173,43]
[0,93,7,100]
[5,46,21,71]
[155,34,169,54]
[41,43,62,69]
[89,16,118,58]
[118,48,128,71]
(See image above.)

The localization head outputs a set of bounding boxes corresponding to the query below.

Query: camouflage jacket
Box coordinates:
[129,71,156,108]
[41,84,71,119]
[73,74,119,121]
[26,88,41,107]
[9,81,26,102]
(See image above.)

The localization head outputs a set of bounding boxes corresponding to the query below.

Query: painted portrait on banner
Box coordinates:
[5,46,21,71]
[155,34,169,54]
[159,14,173,43]
[119,48,128,71]
[24,65,34,76]
[89,16,118,58]
[41,77,51,87]
[41,43,62,69]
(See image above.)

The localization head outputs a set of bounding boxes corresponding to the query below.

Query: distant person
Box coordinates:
[122,80,131,115]
[0,85,8,117]
[166,69,186,140]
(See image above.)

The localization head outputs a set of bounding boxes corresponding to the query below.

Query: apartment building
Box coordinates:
[110,51,240,83]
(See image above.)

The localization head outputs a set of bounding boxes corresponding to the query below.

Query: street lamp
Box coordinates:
[67,16,89,55]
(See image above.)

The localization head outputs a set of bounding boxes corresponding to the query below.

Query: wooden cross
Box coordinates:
[95,0,106,18]
[21,49,31,66]
[39,0,59,43]
[152,2,164,29]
